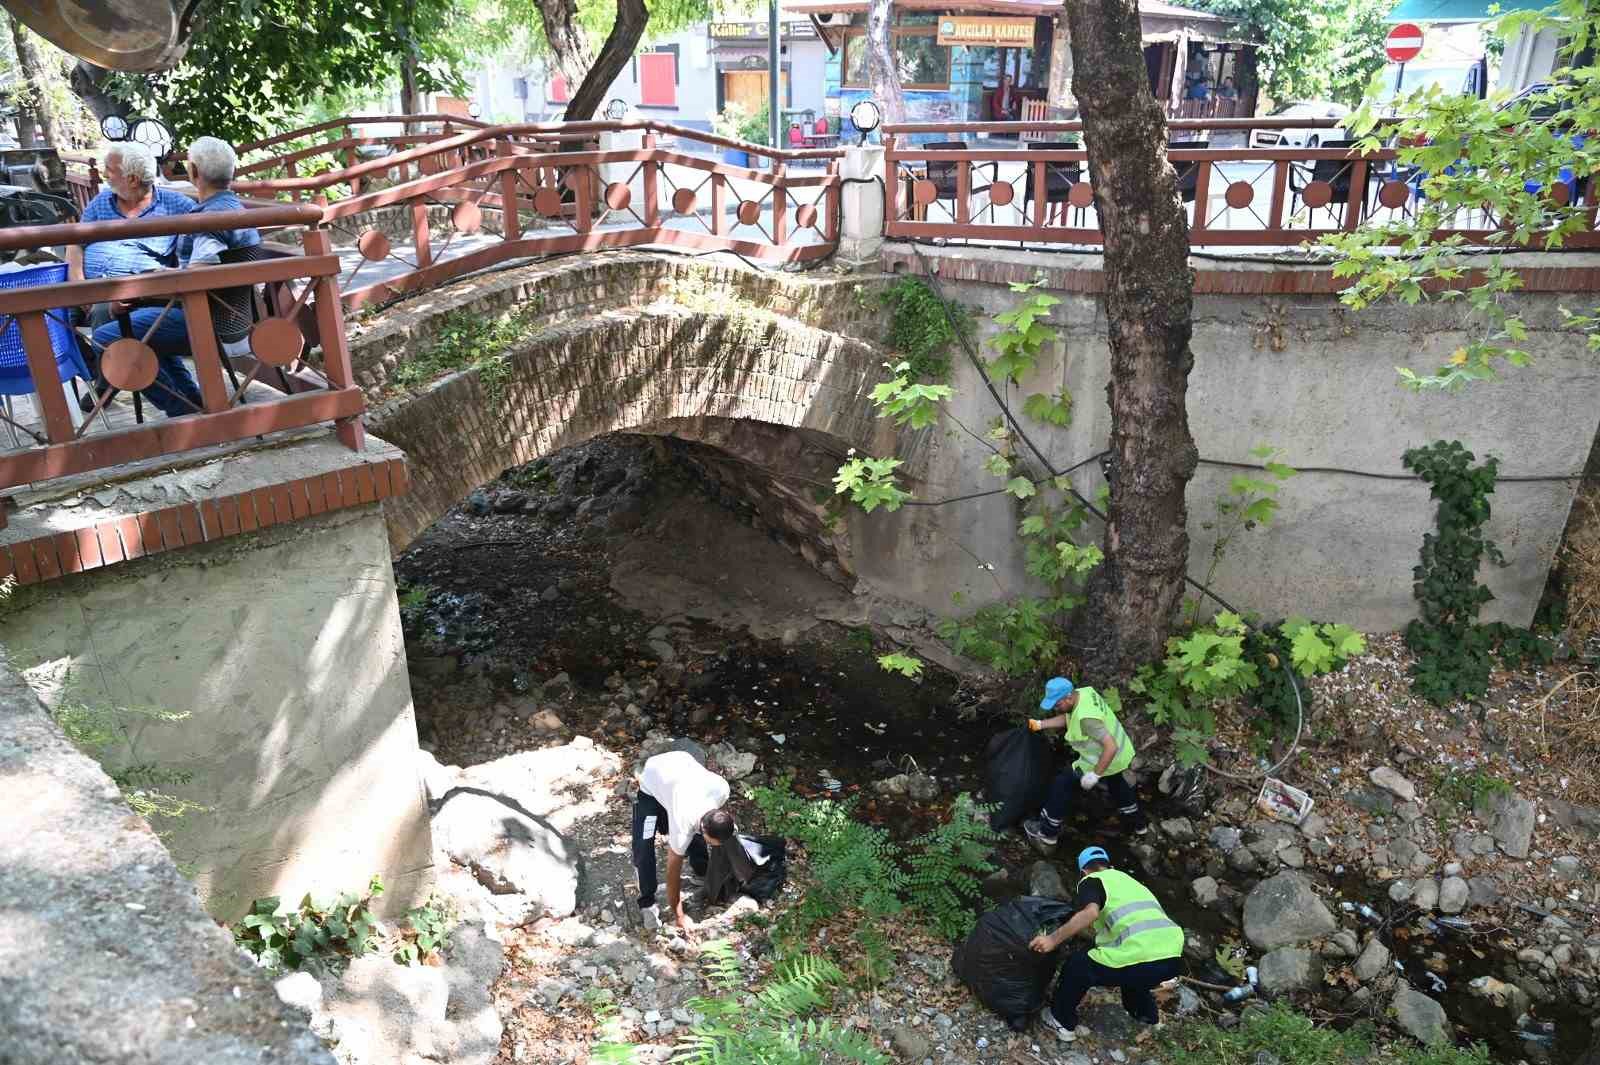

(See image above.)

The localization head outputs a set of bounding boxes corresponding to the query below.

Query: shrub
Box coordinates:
[234,875,385,971]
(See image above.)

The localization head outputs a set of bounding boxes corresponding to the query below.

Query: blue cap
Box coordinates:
[1040,677,1074,711]
[1077,846,1110,871]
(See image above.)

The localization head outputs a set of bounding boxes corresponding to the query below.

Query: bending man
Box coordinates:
[1030,846,1183,1042]
[1024,676,1147,848]
[633,748,731,930]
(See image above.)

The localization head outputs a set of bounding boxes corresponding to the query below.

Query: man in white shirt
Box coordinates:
[634,749,732,930]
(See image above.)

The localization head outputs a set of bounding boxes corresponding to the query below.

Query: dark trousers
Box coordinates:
[1052,951,1181,1027]
[631,792,709,908]
[1041,767,1146,829]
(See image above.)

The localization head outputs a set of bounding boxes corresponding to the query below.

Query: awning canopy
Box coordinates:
[1384,0,1548,23]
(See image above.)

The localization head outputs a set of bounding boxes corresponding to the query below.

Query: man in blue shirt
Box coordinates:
[71,142,195,283]
[89,137,262,418]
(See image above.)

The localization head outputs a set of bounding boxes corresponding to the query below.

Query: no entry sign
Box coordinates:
[1386,23,1425,63]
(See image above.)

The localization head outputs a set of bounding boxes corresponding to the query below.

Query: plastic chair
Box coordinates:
[0,261,89,447]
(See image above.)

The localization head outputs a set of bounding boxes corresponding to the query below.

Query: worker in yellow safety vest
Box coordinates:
[1023,676,1148,848]
[1028,846,1184,1042]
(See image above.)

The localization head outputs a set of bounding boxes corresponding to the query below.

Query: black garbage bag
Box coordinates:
[952,896,1078,1030]
[985,727,1054,831]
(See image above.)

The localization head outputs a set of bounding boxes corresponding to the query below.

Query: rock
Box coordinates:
[1177,985,1203,1016]
[1029,861,1068,899]
[705,742,757,781]
[1442,861,1463,878]
[1192,876,1220,907]
[889,1024,931,1060]
[274,970,323,1016]
[1389,879,1413,903]
[492,490,528,514]
[907,774,940,802]
[466,488,492,515]
[1228,847,1263,875]
[543,672,574,696]
[1258,948,1322,996]
[432,792,580,921]
[1552,856,1584,880]
[1411,879,1440,911]
[1279,847,1306,869]
[416,749,461,804]
[1468,975,1531,1016]
[1243,873,1338,951]
[648,639,676,662]
[1370,767,1418,803]
[1549,799,1600,840]
[1354,938,1392,983]
[1438,877,1469,915]
[1328,930,1361,958]
[1451,830,1496,859]
[1209,826,1243,852]
[540,585,562,603]
[1467,877,1501,909]
[324,921,504,1065]
[1390,839,1432,875]
[1396,802,1423,824]
[1161,817,1197,843]
[1391,986,1450,1045]
[1475,790,1536,859]
[1299,813,1329,839]
[1348,788,1396,816]
[530,710,563,732]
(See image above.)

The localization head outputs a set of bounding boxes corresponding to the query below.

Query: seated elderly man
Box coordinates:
[88,137,262,418]
[70,141,195,286]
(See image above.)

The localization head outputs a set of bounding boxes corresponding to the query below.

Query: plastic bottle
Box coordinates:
[1223,985,1254,1003]
[1356,903,1380,923]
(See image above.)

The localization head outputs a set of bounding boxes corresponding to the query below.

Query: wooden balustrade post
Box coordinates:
[1268,158,1289,231]
[1190,156,1211,235]
[180,292,231,412]
[286,160,301,202]
[574,164,595,234]
[711,172,727,236]
[884,135,899,228]
[19,313,73,442]
[956,159,971,224]
[302,228,365,452]
[641,133,660,230]
[498,140,521,243]
[1033,161,1048,229]
[412,196,432,269]
[772,159,787,245]
[1343,159,1368,232]
[826,161,841,243]
[343,125,360,197]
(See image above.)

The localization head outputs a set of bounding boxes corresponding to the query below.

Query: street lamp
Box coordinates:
[849,99,881,146]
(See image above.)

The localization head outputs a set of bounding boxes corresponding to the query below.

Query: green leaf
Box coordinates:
[877,653,924,678]
[1005,477,1037,499]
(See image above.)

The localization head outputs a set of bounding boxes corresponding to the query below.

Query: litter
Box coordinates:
[1256,777,1314,825]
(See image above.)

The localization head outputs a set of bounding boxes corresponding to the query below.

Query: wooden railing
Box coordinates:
[235,119,846,310]
[0,206,364,492]
[883,119,1599,250]
[58,150,101,214]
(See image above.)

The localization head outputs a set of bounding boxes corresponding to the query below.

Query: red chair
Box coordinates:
[788,124,807,148]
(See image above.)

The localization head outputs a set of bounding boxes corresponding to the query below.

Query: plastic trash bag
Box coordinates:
[984,727,1054,831]
[952,896,1077,1029]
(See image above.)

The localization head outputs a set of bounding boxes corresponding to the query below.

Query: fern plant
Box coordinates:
[904,793,999,940]
[664,942,889,1065]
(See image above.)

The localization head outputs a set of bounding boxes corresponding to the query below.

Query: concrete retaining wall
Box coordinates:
[0,649,334,1064]
[0,461,432,922]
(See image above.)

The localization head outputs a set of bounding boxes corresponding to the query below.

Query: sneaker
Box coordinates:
[1023,817,1060,848]
[640,903,661,930]
[1038,1009,1079,1042]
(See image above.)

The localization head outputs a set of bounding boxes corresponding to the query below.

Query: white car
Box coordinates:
[1251,102,1351,149]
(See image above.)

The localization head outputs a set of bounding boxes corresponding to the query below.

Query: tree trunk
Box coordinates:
[13,108,38,148]
[864,0,906,124]
[1045,16,1074,113]
[8,16,59,146]
[531,0,595,113]
[1066,0,1197,677]
[400,53,421,113]
[563,0,647,121]
[69,61,121,123]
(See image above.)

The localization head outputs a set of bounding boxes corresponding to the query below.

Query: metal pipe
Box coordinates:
[769,0,781,150]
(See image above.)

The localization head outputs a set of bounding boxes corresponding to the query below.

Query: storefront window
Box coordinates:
[842,27,951,89]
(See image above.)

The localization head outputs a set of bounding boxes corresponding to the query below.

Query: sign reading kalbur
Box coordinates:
[709,20,817,40]
[935,16,1035,47]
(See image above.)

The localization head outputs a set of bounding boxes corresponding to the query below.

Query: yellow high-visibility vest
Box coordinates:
[1083,868,1184,967]
[1065,687,1135,776]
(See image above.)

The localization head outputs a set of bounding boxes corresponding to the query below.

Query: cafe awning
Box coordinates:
[1384,0,1547,22]
[783,0,1251,42]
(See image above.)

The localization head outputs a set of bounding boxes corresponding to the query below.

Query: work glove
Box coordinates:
[1080,772,1101,790]
[1026,719,1043,732]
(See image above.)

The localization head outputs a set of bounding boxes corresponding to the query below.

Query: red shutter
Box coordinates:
[548,74,569,104]
[639,53,676,107]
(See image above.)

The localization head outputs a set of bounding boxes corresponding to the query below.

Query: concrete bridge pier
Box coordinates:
[0,436,431,921]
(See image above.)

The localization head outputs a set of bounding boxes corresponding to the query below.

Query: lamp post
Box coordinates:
[768,0,781,151]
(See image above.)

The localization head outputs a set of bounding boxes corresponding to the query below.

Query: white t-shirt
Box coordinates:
[640,751,730,856]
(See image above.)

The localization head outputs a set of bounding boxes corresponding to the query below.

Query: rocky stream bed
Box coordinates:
[271,435,1600,1065]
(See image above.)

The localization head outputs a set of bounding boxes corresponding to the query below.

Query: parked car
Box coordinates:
[1250,102,1351,148]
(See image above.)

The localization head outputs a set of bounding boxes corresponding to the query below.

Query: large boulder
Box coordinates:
[319,921,504,1065]
[1391,986,1450,1045]
[1474,790,1536,859]
[1353,937,1392,983]
[1028,861,1068,899]
[1243,872,1337,951]
[431,791,580,922]
[1257,947,1322,996]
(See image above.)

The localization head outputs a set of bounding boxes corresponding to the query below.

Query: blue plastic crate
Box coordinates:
[0,261,90,395]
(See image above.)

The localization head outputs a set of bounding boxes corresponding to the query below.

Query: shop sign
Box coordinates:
[935,16,1035,47]
[709,20,818,41]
